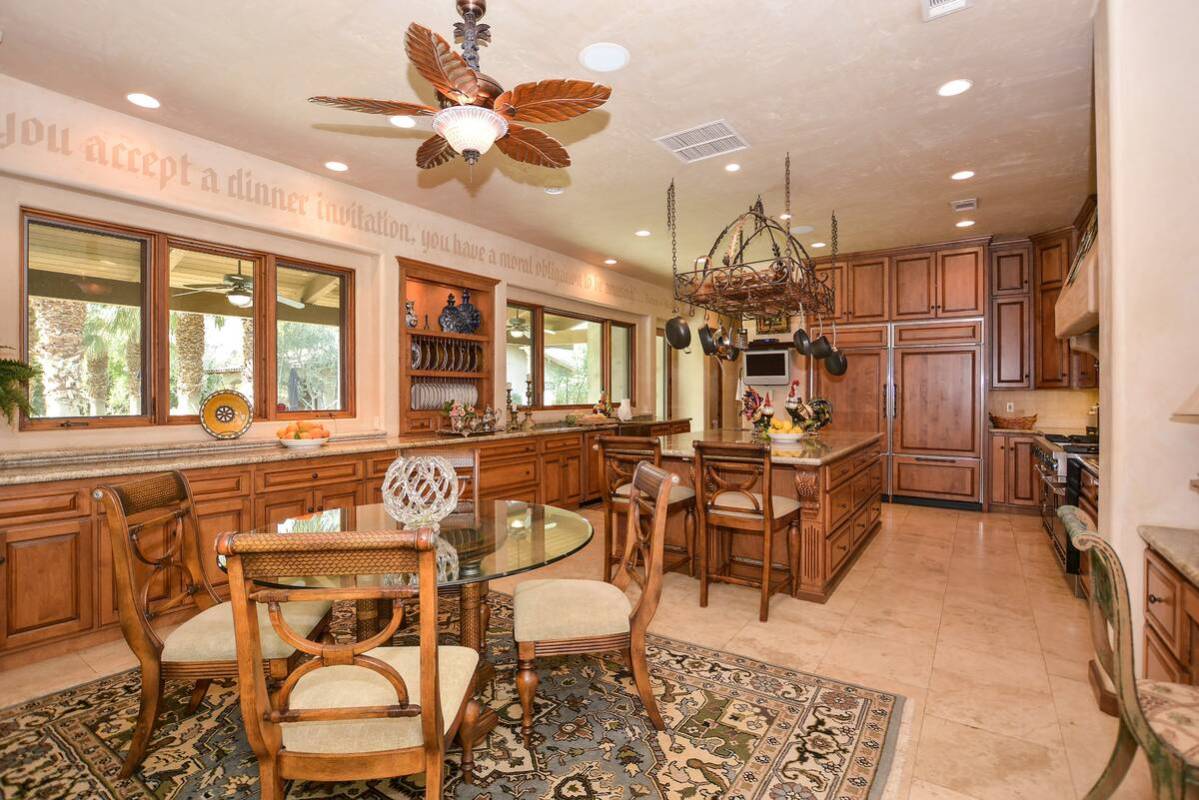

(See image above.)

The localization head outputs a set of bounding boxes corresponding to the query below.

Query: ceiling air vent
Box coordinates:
[654,119,748,163]
[950,197,978,213]
[921,0,971,21]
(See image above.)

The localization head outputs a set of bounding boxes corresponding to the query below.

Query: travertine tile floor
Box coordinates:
[0,503,1153,799]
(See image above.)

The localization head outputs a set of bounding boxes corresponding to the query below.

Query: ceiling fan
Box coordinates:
[176,261,305,310]
[308,0,612,170]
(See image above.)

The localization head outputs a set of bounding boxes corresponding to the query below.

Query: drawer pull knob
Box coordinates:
[312,472,319,479]
[1148,593,1166,605]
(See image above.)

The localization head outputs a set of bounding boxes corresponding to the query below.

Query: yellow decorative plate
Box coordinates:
[199,390,253,439]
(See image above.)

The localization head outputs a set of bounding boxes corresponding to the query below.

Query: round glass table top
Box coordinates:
[219,500,594,589]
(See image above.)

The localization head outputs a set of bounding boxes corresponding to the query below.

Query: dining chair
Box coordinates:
[694,440,799,622]
[513,461,677,739]
[1061,505,1199,799]
[94,471,332,778]
[596,435,696,582]
[217,526,489,799]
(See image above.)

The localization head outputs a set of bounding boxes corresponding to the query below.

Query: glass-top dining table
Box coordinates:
[218,499,595,655]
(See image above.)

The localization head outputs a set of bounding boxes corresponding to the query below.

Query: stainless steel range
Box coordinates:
[1033,433,1099,596]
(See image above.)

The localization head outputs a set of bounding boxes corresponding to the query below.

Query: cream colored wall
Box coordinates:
[0,75,676,449]
[1095,0,1199,664]
[987,389,1098,432]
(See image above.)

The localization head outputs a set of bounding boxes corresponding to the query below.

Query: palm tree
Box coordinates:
[0,345,37,425]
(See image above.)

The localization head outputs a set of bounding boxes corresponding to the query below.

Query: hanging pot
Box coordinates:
[825,349,849,376]
[733,327,749,349]
[809,335,833,360]
[793,328,811,355]
[698,324,718,356]
[665,316,691,349]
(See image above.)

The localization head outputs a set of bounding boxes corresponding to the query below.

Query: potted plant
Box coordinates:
[0,346,36,426]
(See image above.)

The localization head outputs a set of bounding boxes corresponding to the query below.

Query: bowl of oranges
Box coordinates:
[276,420,331,449]
[767,417,805,443]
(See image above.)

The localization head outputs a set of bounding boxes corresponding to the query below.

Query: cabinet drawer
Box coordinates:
[404,415,436,432]
[1146,549,1183,656]
[853,445,882,473]
[828,458,857,488]
[255,459,365,492]
[851,506,871,547]
[481,440,538,462]
[0,482,91,523]
[367,453,399,478]
[893,321,983,346]
[828,522,853,574]
[828,481,854,529]
[479,460,538,492]
[668,420,692,434]
[851,470,873,510]
[542,434,582,453]
[836,325,889,349]
[185,468,251,499]
[1145,626,1189,683]
[891,456,980,502]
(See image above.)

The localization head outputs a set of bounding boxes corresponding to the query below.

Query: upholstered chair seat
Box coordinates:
[513,579,632,642]
[613,482,695,505]
[1137,680,1199,762]
[710,492,800,519]
[281,645,479,754]
[161,599,333,662]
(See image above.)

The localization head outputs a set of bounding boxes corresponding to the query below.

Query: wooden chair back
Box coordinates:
[596,436,662,507]
[1059,505,1171,764]
[611,462,677,636]
[694,440,774,524]
[216,528,443,762]
[94,471,221,658]
[422,448,481,513]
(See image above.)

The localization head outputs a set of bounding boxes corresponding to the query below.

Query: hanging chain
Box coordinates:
[784,152,791,221]
[830,210,839,263]
[667,180,678,277]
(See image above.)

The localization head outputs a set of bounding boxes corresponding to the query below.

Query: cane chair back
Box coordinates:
[694,440,775,523]
[610,462,677,636]
[95,471,221,654]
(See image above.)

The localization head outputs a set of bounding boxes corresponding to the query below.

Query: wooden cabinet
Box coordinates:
[0,518,94,650]
[1072,352,1099,389]
[814,347,888,453]
[193,496,252,590]
[936,247,986,318]
[1035,232,1070,287]
[991,242,1032,295]
[540,434,583,508]
[1033,230,1074,389]
[846,257,889,322]
[890,456,981,502]
[891,252,937,320]
[892,346,982,458]
[988,432,1038,508]
[815,262,848,322]
[254,488,313,529]
[1142,547,1194,684]
[583,430,604,502]
[991,295,1032,389]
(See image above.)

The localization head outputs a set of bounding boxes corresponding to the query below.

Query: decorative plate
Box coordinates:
[199,389,253,439]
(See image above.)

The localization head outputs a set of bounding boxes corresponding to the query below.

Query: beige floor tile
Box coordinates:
[938,608,1043,657]
[914,715,1075,800]
[926,668,1063,748]
[908,779,982,799]
[77,637,140,674]
[821,630,936,688]
[933,641,1051,692]
[722,617,837,672]
[843,603,942,647]
[0,653,98,709]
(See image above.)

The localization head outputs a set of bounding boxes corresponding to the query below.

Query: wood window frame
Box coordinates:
[17,207,356,430]
[506,300,636,410]
[656,327,675,419]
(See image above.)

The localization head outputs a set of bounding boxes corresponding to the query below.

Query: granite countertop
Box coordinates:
[1140,526,1199,586]
[0,417,691,487]
[660,429,882,466]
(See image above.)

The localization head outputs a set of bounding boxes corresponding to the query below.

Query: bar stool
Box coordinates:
[694,440,799,622]
[596,435,696,582]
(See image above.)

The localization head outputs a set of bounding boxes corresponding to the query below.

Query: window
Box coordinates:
[505,302,635,408]
[655,329,673,419]
[19,209,355,429]
[24,218,150,424]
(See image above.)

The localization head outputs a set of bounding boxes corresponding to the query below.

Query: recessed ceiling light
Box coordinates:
[324,161,349,172]
[544,186,565,195]
[634,229,651,237]
[389,115,416,128]
[126,92,160,109]
[790,224,815,235]
[937,79,973,97]
[951,170,975,181]
[956,219,976,228]
[604,258,618,265]
[724,163,741,173]
[810,241,827,248]
[578,42,630,73]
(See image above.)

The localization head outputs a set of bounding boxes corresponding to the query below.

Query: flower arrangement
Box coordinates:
[0,346,36,426]
[592,391,614,418]
[443,399,498,436]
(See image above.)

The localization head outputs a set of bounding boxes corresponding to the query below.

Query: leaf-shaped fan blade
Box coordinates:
[416,134,457,169]
[404,23,479,104]
[493,80,612,123]
[495,124,571,169]
[308,96,436,116]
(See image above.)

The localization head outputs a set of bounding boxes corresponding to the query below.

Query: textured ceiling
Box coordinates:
[0,0,1095,286]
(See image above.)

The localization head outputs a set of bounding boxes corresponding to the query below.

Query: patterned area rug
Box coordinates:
[0,594,904,799]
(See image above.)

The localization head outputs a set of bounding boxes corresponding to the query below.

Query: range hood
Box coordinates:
[1056,209,1099,338]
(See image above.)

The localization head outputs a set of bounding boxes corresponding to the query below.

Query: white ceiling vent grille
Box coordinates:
[921,0,971,21]
[950,197,979,213]
[654,119,748,163]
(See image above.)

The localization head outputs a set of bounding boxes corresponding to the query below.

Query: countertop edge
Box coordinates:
[1140,525,1199,586]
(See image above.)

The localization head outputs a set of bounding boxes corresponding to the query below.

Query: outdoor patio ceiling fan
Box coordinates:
[308,0,611,169]
[176,261,305,310]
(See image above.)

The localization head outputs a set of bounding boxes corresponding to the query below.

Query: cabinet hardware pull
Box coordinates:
[307,506,315,513]
[311,472,319,479]
[913,457,950,463]
[1148,593,1166,605]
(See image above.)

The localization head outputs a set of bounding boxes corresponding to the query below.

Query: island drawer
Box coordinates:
[828,522,853,574]
[828,458,858,488]
[255,458,365,492]
[828,481,855,529]
[853,444,883,473]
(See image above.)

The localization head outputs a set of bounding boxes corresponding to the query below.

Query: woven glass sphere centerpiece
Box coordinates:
[381,455,461,530]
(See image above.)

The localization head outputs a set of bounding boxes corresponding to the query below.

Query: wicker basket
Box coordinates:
[989,413,1038,430]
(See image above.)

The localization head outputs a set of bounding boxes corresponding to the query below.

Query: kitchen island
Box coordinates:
[656,429,884,603]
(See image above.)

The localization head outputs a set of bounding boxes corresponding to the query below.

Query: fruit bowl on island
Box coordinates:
[767,431,804,443]
[276,420,331,448]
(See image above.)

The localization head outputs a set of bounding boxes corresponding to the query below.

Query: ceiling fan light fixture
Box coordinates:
[227,288,253,308]
[389,115,417,128]
[578,42,630,73]
[432,105,509,164]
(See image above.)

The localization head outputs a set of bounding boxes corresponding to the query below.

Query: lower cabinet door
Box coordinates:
[314,482,366,519]
[561,453,583,507]
[542,454,564,507]
[988,433,1009,505]
[891,456,981,502]
[1,518,94,650]
[1145,627,1189,682]
[1007,436,1039,506]
[254,489,314,529]
[97,515,174,627]
[193,496,253,590]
